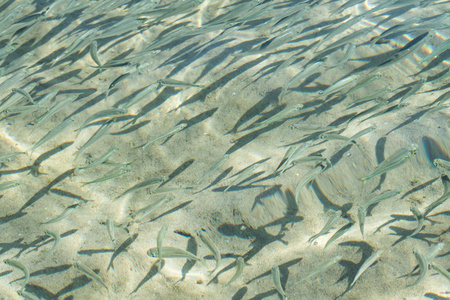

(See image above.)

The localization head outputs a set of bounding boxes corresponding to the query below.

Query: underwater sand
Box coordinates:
[0,0,449,299]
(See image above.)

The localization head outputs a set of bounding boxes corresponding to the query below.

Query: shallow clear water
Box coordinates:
[0,0,449,299]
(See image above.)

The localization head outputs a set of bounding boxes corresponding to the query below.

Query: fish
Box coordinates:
[308,210,342,244]
[12,87,34,104]
[347,86,392,107]
[74,262,108,290]
[199,232,222,274]
[235,27,303,57]
[408,205,424,237]
[196,154,230,185]
[420,38,450,64]
[122,82,159,109]
[224,257,245,287]
[51,28,96,66]
[17,291,39,300]
[360,144,418,182]
[34,95,78,125]
[358,190,400,237]
[94,50,161,69]
[334,0,365,14]
[0,70,27,103]
[324,221,354,250]
[434,158,450,172]
[357,207,367,239]
[316,74,358,100]
[423,175,450,217]
[269,52,302,80]
[334,42,356,68]
[397,77,427,108]
[147,187,190,196]
[135,123,188,150]
[251,104,304,129]
[295,255,341,284]
[147,246,204,263]
[317,27,371,56]
[425,243,444,263]
[106,217,116,247]
[0,152,26,163]
[104,72,133,101]
[81,165,132,186]
[159,78,204,89]
[36,90,59,106]
[76,108,125,137]
[320,132,351,142]
[275,146,296,173]
[364,189,401,210]
[89,40,102,67]
[115,175,167,200]
[279,140,312,174]
[336,125,377,152]
[295,164,327,203]
[0,80,36,113]
[267,4,309,33]
[378,31,434,68]
[430,262,450,282]
[407,249,427,287]
[75,146,119,172]
[4,258,30,288]
[194,27,234,51]
[0,180,21,191]
[292,156,330,166]
[74,119,115,159]
[130,195,174,222]
[370,16,422,45]
[344,72,383,96]
[44,229,61,254]
[408,243,444,278]
[271,265,287,300]
[430,67,450,84]
[314,14,365,52]
[418,104,450,121]
[224,160,265,192]
[156,226,169,270]
[30,117,75,154]
[350,249,384,287]
[280,61,323,100]
[41,203,79,225]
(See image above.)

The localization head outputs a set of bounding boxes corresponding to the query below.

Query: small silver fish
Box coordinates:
[115,175,167,200]
[147,246,203,263]
[295,255,341,284]
[0,180,21,191]
[156,226,169,270]
[224,257,245,287]
[407,249,427,287]
[41,203,79,225]
[350,249,384,287]
[44,229,61,254]
[199,232,222,274]
[324,221,354,250]
[271,265,287,299]
[135,123,187,150]
[106,217,116,247]
[430,262,450,282]
[74,262,108,290]
[4,258,30,288]
[360,144,417,182]
[159,78,204,89]
[308,210,342,244]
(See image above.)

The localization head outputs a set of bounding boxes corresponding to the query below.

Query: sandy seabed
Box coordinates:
[0,0,449,299]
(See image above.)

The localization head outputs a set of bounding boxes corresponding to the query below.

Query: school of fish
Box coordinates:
[0,0,449,299]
